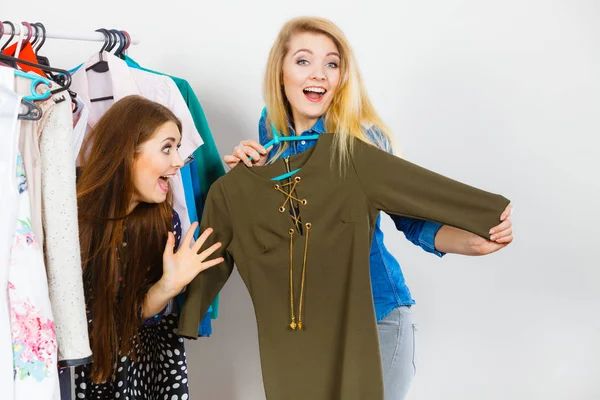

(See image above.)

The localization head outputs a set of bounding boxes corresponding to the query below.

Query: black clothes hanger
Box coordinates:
[1,21,16,52]
[105,29,118,53]
[29,23,40,48]
[32,22,50,67]
[85,28,110,73]
[19,98,43,121]
[0,24,78,112]
[0,21,8,67]
[0,21,18,68]
[110,29,126,57]
[0,52,77,111]
[0,53,72,95]
[119,30,131,58]
[85,28,115,103]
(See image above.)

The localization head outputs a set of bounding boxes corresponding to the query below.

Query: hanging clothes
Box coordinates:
[121,55,226,206]
[0,66,22,400]
[71,97,88,163]
[178,133,511,400]
[39,89,91,366]
[122,55,225,332]
[2,41,45,76]
[1,66,60,400]
[70,51,204,251]
[178,162,213,334]
[70,52,202,159]
[9,150,60,400]
[13,77,92,367]
[188,160,221,320]
[14,78,48,245]
[63,51,206,398]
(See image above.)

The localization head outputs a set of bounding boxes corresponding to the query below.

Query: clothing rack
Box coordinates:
[1,24,140,44]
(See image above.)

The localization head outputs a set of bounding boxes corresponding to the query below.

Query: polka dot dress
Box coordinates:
[73,314,189,400]
[73,211,189,399]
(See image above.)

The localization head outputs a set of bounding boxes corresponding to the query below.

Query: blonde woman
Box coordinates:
[224,17,513,400]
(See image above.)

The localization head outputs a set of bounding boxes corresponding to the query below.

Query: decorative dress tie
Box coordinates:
[274,176,311,330]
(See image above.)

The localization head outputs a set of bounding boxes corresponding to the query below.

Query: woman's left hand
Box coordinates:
[159,222,224,296]
[471,204,514,255]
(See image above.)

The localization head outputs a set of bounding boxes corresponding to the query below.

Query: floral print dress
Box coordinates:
[8,153,60,399]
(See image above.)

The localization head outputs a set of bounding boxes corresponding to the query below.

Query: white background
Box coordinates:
[3,1,599,399]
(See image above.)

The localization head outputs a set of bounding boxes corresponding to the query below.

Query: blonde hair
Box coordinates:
[263,16,396,169]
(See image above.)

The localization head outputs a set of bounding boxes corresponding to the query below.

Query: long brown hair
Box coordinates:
[77,95,182,383]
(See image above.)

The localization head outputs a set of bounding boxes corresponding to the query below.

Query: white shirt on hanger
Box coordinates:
[0,65,21,400]
[71,51,204,241]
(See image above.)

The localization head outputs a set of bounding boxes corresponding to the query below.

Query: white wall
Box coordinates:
[4,1,599,399]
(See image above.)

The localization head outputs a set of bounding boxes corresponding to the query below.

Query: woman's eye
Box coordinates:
[327,62,338,68]
[297,59,309,65]
[162,146,171,154]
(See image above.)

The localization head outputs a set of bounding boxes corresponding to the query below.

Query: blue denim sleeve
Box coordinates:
[258,107,269,146]
[392,217,446,257]
[364,124,394,154]
[365,125,446,257]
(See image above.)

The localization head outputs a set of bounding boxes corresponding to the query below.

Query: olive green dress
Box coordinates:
[179,133,510,400]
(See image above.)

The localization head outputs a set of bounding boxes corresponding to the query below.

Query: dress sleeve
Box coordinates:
[177,179,235,338]
[351,138,510,239]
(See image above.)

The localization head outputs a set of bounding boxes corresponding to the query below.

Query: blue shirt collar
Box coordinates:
[288,117,326,136]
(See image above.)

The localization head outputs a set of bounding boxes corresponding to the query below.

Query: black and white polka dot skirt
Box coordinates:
[74,314,189,400]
